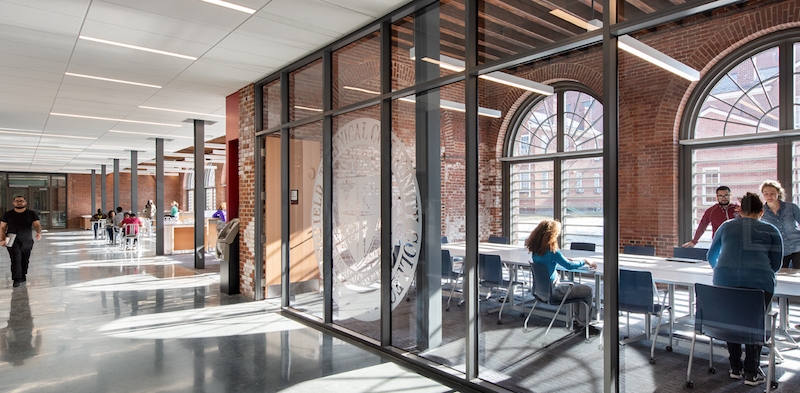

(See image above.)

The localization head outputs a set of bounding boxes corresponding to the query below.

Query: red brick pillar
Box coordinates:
[238,84,257,299]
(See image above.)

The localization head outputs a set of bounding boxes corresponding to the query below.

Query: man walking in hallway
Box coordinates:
[0,196,42,287]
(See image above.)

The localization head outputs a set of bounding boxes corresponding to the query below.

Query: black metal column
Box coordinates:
[113,159,120,210]
[414,6,442,351]
[379,21,393,347]
[322,52,333,322]
[156,138,165,256]
[91,169,96,214]
[194,119,205,269]
[464,0,479,381]
[131,150,138,214]
[603,1,620,391]
[101,164,107,213]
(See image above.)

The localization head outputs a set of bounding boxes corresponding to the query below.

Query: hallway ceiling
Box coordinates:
[0,0,411,174]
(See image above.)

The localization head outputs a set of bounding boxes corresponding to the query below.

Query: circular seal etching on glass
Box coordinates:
[310,118,421,321]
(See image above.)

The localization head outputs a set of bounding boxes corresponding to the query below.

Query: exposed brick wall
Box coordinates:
[67,173,183,229]
[238,84,257,299]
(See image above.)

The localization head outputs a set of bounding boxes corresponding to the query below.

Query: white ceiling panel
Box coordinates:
[324,0,412,18]
[260,0,375,35]
[0,1,87,34]
[0,0,404,173]
[85,1,232,46]
[100,0,266,31]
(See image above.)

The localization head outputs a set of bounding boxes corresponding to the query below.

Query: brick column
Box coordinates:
[238,84,257,299]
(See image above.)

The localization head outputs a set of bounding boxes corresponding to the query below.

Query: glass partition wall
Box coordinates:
[251,0,777,391]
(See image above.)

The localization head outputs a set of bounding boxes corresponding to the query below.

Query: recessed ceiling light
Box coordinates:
[78,36,198,61]
[295,106,323,112]
[549,10,590,30]
[0,130,96,140]
[108,130,193,139]
[343,86,380,95]
[618,35,700,81]
[200,0,256,14]
[50,113,182,127]
[138,106,225,119]
[65,72,162,88]
[0,145,83,151]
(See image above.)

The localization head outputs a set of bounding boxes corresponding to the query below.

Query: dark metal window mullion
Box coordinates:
[555,90,564,231]
[779,41,795,201]
[379,20,393,347]
[323,49,333,323]
[464,0,479,382]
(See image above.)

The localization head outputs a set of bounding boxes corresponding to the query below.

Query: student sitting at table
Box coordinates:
[526,219,599,333]
[707,192,782,386]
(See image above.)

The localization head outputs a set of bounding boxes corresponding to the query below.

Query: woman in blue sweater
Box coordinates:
[526,219,598,332]
[707,192,782,386]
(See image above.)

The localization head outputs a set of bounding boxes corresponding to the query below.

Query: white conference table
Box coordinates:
[442,242,800,343]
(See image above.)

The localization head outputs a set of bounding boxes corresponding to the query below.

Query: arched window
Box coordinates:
[682,31,800,248]
[505,84,604,248]
[185,168,217,212]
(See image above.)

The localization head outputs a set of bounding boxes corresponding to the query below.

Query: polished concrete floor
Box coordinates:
[0,230,456,393]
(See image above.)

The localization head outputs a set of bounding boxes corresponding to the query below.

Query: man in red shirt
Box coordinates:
[120,213,143,247]
[683,186,740,247]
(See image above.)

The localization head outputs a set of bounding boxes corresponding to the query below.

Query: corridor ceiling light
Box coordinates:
[109,130,193,139]
[79,36,198,60]
[65,72,162,88]
[410,48,554,95]
[0,130,96,139]
[138,106,225,118]
[200,0,256,14]
[50,113,182,127]
[618,35,700,81]
[0,145,83,151]
[294,105,323,112]
[397,96,502,118]
[343,86,380,95]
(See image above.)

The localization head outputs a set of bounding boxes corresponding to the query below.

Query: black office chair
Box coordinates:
[619,269,673,364]
[525,262,591,345]
[479,254,504,302]
[686,284,778,390]
[570,242,596,252]
[488,236,509,244]
[623,245,656,256]
[441,236,449,244]
[672,247,709,261]
[441,250,461,291]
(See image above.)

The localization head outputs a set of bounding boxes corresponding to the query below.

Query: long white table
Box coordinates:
[442,242,800,345]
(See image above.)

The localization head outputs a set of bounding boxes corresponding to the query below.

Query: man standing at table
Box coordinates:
[683,186,740,248]
[0,196,42,287]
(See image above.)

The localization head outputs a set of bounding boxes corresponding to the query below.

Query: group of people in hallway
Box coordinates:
[683,181,797,386]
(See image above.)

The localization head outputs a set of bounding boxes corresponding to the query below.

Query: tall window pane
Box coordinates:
[563,91,603,152]
[562,157,603,250]
[510,161,553,245]
[513,94,558,156]
[690,144,777,247]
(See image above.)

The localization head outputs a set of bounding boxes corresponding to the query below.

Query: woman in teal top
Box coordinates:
[170,201,179,217]
[526,219,598,330]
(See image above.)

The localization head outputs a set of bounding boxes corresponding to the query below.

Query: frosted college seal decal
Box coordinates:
[311,118,421,322]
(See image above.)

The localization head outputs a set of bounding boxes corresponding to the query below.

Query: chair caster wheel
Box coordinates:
[770,381,778,389]
[623,336,629,340]
[666,345,673,352]
[406,298,410,302]
[497,320,503,325]
[708,367,715,374]
[649,358,655,364]
[445,308,449,312]
[686,381,693,388]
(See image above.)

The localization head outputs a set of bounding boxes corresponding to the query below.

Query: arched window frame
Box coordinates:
[680,30,800,247]
[502,82,604,248]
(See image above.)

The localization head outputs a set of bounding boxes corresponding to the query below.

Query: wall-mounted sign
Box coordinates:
[290,190,298,205]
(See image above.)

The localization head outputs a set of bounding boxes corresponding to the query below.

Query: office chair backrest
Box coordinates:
[441,250,453,276]
[441,236,449,244]
[479,254,502,284]
[570,242,596,252]
[672,247,708,261]
[619,269,656,314]
[488,236,509,244]
[623,245,656,256]
[695,284,766,345]
[530,262,554,304]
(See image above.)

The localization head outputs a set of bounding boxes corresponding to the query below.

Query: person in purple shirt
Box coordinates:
[526,219,598,332]
[212,202,227,223]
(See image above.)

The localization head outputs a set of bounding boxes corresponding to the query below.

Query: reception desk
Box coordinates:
[81,215,93,230]
[163,218,222,255]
